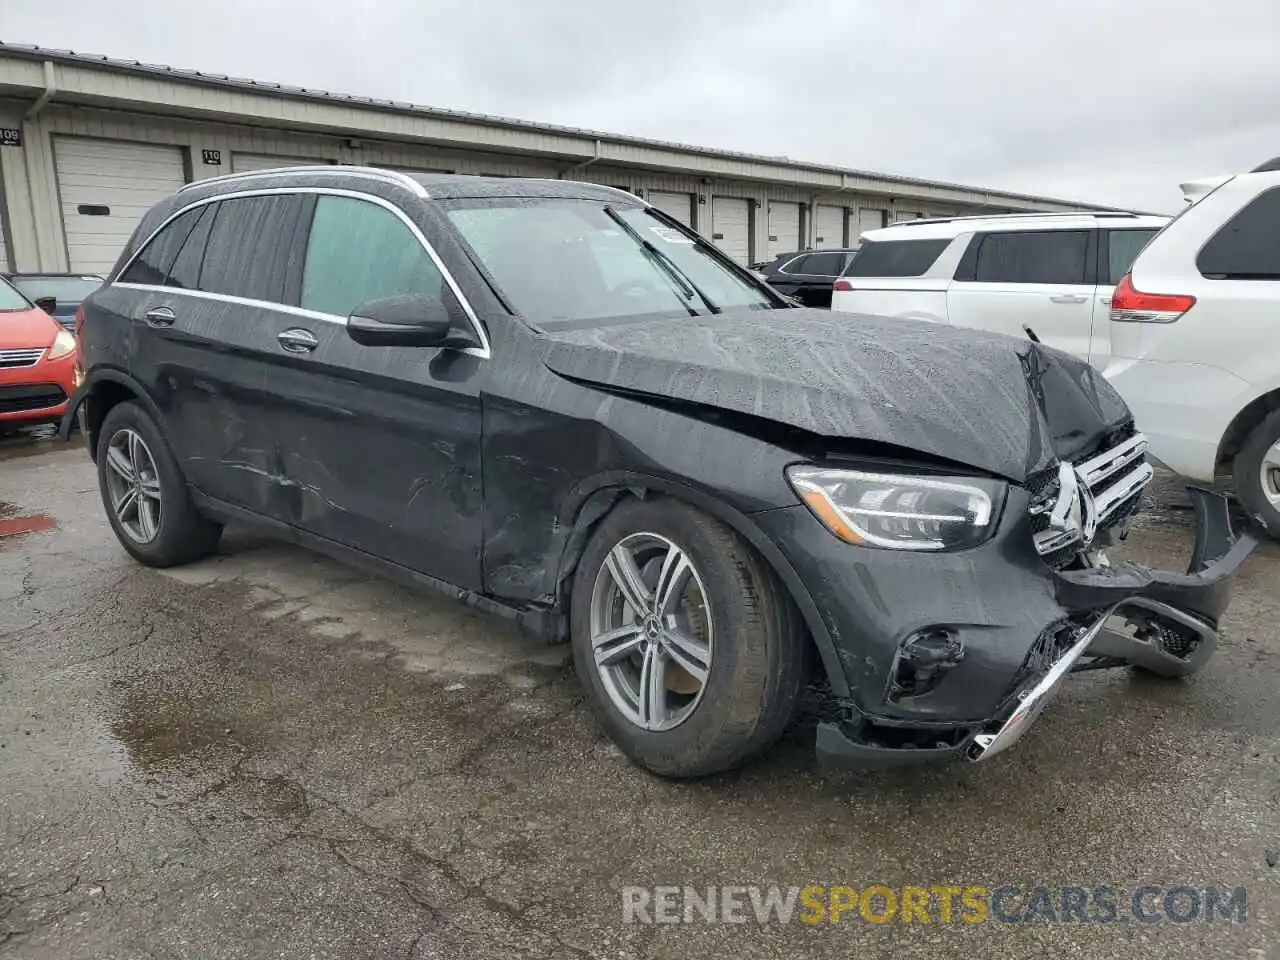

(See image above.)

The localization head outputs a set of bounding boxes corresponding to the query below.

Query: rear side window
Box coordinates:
[845,239,950,278]
[118,207,207,286]
[800,251,844,276]
[1197,187,1280,279]
[301,196,443,317]
[199,195,309,304]
[165,205,217,290]
[1104,228,1158,284]
[972,230,1089,284]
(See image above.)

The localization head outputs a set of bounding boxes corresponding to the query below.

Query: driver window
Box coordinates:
[302,196,444,316]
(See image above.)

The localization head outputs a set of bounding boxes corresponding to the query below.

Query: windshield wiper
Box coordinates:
[603,206,721,314]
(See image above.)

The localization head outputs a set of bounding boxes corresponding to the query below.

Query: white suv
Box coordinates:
[830,212,1168,369]
[1106,159,1280,536]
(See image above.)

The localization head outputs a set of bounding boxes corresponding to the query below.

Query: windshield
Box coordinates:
[443,198,775,326]
[9,276,102,304]
[0,277,31,312]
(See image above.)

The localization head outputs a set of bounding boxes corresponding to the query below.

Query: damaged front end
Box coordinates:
[812,434,1256,769]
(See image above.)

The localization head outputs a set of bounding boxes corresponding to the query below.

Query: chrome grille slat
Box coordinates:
[1032,432,1153,558]
[0,348,45,369]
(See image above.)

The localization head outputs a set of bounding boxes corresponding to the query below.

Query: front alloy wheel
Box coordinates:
[103,428,162,543]
[1260,440,1280,512]
[588,533,713,731]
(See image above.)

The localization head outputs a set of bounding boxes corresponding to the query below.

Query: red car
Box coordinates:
[0,277,78,434]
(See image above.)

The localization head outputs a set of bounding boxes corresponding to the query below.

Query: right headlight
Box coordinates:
[785,465,1006,552]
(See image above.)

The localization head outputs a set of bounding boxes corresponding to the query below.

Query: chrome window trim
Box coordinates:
[176,165,429,199]
[113,186,490,360]
[776,254,809,276]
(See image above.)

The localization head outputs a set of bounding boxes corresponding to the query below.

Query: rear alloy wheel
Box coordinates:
[95,401,222,567]
[103,428,163,544]
[1233,410,1280,539]
[571,497,806,777]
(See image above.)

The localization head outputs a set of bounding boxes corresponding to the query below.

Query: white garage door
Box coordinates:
[55,137,187,275]
[232,153,329,173]
[857,208,887,238]
[647,190,693,228]
[813,205,846,249]
[767,201,802,258]
[711,196,751,264]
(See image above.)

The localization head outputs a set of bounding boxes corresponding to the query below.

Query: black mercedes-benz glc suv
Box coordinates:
[62,167,1255,777]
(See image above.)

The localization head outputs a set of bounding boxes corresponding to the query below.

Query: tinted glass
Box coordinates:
[166,205,217,290]
[118,207,206,286]
[802,251,843,276]
[200,196,305,303]
[782,254,811,274]
[301,196,444,317]
[1105,228,1158,284]
[973,231,1089,284]
[1197,187,1280,279]
[445,199,772,325]
[845,239,950,278]
[8,277,102,302]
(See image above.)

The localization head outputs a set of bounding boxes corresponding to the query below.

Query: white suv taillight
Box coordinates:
[833,280,854,292]
[1110,273,1195,323]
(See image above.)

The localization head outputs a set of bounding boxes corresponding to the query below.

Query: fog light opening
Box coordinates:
[888,628,965,701]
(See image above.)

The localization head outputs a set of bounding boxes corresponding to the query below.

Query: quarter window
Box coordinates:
[1196,187,1280,279]
[1104,229,1158,284]
[845,239,950,278]
[973,231,1089,284]
[118,206,207,286]
[301,196,443,317]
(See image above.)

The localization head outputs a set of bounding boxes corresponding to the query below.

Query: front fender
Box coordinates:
[550,472,852,698]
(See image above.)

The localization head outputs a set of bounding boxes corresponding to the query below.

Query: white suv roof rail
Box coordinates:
[892,210,1140,228]
[176,165,429,198]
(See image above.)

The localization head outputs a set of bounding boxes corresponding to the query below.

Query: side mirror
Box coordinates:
[345,294,477,349]
[34,296,57,315]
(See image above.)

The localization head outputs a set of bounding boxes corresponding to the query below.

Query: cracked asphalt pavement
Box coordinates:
[1,435,1278,959]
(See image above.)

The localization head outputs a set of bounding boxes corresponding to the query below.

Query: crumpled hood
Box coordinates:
[539,308,1133,483]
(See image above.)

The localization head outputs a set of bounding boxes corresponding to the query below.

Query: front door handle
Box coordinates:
[143,306,176,327]
[1049,294,1088,304]
[277,328,318,354]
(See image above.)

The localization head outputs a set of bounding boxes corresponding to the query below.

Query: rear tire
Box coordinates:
[1232,409,1280,539]
[96,402,222,567]
[570,496,805,778]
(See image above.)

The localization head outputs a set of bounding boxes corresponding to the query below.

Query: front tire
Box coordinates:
[570,497,805,777]
[1233,409,1280,538]
[96,402,222,567]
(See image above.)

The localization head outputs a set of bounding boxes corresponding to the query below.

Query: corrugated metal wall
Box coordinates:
[0,97,1002,272]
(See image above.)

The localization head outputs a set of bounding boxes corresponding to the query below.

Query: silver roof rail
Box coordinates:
[177,165,429,198]
[892,210,1140,227]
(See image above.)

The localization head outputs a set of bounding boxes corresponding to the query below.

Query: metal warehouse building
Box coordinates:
[0,43,1112,275]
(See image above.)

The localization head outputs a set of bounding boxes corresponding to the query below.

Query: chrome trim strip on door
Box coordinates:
[113,186,490,359]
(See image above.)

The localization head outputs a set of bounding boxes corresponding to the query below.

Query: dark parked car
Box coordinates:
[62,168,1254,777]
[4,273,104,329]
[756,248,858,307]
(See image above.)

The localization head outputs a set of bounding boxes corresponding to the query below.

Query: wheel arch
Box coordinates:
[66,368,163,461]
[552,473,851,698]
[1217,387,1280,472]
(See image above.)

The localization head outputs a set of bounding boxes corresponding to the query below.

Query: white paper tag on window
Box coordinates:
[650,225,694,244]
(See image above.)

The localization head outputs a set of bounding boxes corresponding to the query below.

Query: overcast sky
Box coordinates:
[3,0,1276,212]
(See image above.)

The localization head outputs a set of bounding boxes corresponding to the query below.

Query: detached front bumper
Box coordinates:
[757,486,1256,769]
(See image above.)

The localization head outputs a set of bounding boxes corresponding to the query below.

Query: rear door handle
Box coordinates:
[143,306,176,327]
[1049,294,1088,304]
[277,328,318,354]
